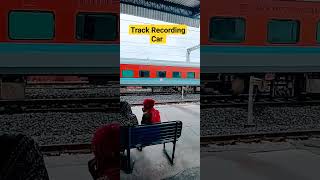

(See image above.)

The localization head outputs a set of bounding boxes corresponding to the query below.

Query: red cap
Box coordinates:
[143,99,155,110]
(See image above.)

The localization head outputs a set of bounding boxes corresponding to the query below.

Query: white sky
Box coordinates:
[120,14,200,63]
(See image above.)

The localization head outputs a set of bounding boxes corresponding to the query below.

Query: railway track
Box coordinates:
[121,92,176,96]
[121,91,200,96]
[201,95,320,108]
[26,81,89,86]
[26,84,118,90]
[0,97,199,113]
[130,99,200,106]
[0,97,119,114]
[26,80,119,86]
[201,130,320,146]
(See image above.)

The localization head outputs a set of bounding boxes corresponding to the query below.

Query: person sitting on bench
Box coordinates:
[137,99,161,151]
[141,98,161,125]
[120,101,138,126]
[89,123,120,180]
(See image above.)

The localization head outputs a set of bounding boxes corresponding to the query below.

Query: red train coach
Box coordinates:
[120,64,200,79]
[0,0,120,98]
[201,0,320,96]
[201,0,320,46]
[0,0,120,86]
[0,0,120,44]
[120,58,200,87]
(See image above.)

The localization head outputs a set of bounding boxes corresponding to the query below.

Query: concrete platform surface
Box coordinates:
[201,139,320,180]
[44,153,93,180]
[121,103,200,179]
[44,103,200,180]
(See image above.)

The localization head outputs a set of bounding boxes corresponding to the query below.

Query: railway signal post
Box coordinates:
[182,86,184,100]
[247,76,262,127]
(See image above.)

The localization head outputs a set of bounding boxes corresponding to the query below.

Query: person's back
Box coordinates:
[149,108,160,124]
[138,99,161,151]
[0,134,49,180]
[120,101,138,126]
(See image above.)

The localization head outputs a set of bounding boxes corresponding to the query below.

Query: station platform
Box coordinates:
[44,103,200,180]
[201,139,320,180]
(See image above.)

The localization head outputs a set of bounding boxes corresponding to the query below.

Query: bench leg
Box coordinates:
[172,141,176,161]
[163,141,176,165]
[125,148,133,174]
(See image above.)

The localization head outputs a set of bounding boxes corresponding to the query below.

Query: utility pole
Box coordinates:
[186,44,200,63]
[247,76,262,127]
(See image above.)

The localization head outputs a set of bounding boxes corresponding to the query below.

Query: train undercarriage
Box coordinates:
[0,75,119,100]
[202,73,320,99]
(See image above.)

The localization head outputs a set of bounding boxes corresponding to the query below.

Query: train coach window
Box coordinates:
[209,17,245,42]
[9,11,54,40]
[268,19,300,43]
[139,70,150,78]
[122,70,134,78]
[173,72,181,78]
[157,71,166,78]
[187,72,195,78]
[76,13,117,41]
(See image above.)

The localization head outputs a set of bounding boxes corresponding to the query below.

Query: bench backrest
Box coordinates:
[121,121,182,149]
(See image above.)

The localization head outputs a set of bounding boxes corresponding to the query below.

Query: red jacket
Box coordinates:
[150,108,161,124]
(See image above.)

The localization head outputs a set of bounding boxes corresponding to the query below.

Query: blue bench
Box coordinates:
[121,121,183,173]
